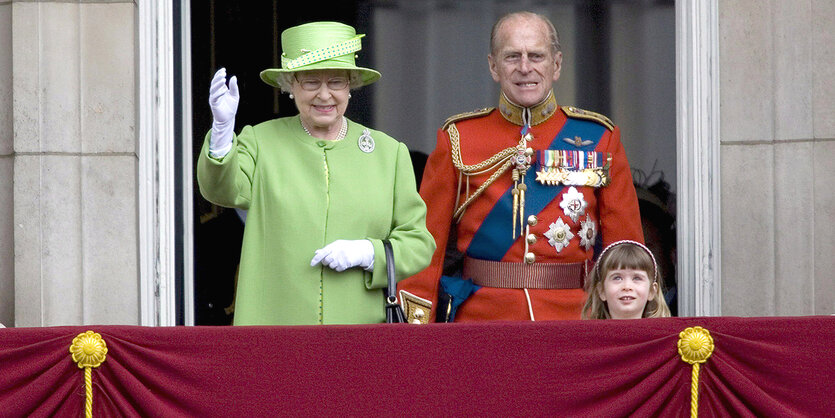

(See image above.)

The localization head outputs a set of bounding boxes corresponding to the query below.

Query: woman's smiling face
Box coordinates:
[291,69,351,137]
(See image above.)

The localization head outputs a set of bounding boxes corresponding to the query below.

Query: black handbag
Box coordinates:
[382,240,407,323]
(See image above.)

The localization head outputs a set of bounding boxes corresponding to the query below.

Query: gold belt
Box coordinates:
[463,257,589,289]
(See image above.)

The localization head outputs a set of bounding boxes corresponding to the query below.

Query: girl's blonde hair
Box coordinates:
[582,240,671,319]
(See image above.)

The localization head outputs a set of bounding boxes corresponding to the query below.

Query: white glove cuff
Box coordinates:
[362,239,375,272]
[209,119,235,158]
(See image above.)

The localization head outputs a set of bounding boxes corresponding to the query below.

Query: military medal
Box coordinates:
[579,216,597,250]
[559,186,587,223]
[536,150,611,187]
[358,128,375,153]
[545,218,573,253]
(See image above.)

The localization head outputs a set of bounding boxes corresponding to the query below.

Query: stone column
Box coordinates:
[720,0,835,315]
[0,1,13,327]
[11,1,138,326]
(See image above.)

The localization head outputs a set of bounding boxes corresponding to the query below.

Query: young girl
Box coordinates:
[582,240,671,319]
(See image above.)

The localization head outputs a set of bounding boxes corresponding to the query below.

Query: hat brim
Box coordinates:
[260,64,381,89]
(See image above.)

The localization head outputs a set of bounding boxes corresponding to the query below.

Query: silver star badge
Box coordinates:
[579,217,597,250]
[559,186,588,223]
[545,218,574,253]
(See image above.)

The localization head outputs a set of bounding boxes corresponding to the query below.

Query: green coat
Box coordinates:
[197,116,435,325]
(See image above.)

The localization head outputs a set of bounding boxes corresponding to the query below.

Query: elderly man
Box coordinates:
[398,11,643,322]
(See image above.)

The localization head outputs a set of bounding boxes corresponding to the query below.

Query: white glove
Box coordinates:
[208,67,239,158]
[310,240,375,272]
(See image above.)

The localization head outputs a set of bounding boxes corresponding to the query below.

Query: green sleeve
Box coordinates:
[195,125,258,209]
[366,142,436,289]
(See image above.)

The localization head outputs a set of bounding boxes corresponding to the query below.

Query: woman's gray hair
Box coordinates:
[274,69,364,93]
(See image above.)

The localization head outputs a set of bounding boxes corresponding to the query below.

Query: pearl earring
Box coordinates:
[348,93,352,98]
[289,93,294,99]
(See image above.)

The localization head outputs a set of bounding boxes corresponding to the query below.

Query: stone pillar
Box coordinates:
[720,0,835,315]
[11,1,139,326]
[0,2,13,327]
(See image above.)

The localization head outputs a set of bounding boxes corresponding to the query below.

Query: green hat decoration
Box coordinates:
[260,21,381,88]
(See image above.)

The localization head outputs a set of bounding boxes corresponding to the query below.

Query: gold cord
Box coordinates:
[448,123,526,220]
[70,331,108,418]
[677,327,714,418]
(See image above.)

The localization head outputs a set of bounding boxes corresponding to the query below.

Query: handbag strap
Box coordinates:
[383,240,397,303]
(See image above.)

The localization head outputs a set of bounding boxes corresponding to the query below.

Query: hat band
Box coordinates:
[281,35,364,70]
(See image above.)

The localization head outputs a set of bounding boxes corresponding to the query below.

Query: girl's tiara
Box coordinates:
[596,240,658,281]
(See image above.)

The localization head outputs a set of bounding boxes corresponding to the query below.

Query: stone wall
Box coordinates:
[1,1,13,327]
[720,0,835,315]
[8,1,138,326]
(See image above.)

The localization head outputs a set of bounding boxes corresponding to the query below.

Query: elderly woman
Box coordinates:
[197,21,435,325]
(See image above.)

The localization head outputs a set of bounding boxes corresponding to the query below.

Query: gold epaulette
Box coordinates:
[562,106,615,131]
[442,107,495,130]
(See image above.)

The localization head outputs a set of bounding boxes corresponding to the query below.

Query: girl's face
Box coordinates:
[598,268,657,319]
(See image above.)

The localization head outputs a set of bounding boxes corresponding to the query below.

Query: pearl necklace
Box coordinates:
[301,116,348,140]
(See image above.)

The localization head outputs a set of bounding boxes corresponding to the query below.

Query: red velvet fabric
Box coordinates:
[0,316,832,417]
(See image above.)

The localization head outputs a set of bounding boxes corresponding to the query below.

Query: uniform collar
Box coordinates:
[497,90,558,126]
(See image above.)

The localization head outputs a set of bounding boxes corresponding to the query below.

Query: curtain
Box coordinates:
[0,316,832,416]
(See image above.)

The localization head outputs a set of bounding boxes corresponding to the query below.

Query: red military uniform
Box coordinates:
[398,92,643,322]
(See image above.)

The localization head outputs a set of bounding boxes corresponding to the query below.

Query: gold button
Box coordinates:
[527,215,538,226]
[526,234,537,245]
[525,252,535,264]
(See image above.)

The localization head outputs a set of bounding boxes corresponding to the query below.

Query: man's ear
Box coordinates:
[487,54,500,82]
[552,51,563,82]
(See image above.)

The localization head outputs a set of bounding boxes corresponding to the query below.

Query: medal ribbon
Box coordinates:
[538,150,606,169]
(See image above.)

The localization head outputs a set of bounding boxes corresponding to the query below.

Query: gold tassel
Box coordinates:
[511,170,520,238]
[677,326,714,418]
[70,331,108,418]
[517,181,527,238]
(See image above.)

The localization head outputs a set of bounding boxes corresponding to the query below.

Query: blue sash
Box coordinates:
[466,118,606,260]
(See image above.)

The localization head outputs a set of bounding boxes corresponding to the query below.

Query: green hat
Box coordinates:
[260,21,381,89]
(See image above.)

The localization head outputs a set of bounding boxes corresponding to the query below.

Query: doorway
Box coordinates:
[189,1,375,325]
[187,0,679,324]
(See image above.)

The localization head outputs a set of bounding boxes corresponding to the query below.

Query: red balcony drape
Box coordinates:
[0,316,832,417]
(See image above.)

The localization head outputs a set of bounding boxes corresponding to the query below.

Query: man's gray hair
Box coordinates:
[490,11,561,55]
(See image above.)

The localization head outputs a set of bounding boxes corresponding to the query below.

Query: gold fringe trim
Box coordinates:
[70,331,108,418]
[678,326,714,418]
